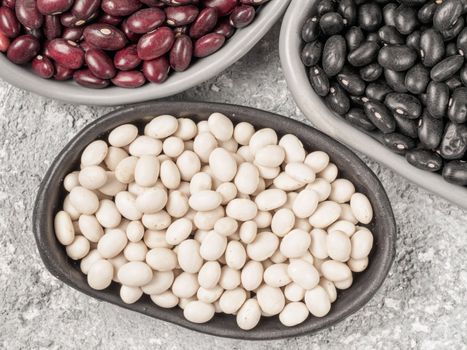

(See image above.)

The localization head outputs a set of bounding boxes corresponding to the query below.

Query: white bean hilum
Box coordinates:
[54,112,374,330]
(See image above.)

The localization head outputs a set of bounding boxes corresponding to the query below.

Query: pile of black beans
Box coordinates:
[301,0,467,187]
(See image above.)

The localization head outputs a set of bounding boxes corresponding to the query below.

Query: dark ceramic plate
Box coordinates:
[33,101,396,340]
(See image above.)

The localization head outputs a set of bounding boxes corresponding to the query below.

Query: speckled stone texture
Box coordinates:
[1,22,467,350]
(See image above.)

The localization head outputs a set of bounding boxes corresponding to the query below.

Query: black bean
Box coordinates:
[358,3,382,32]
[325,83,351,115]
[302,17,320,43]
[309,66,330,97]
[420,29,445,67]
[378,25,404,45]
[448,87,467,123]
[347,41,379,67]
[345,26,364,51]
[439,122,467,159]
[418,1,437,24]
[446,42,458,56]
[445,76,462,90]
[384,69,408,92]
[337,0,357,26]
[383,3,397,27]
[319,12,345,36]
[397,0,427,5]
[366,32,381,44]
[322,35,346,76]
[442,160,467,185]
[337,70,366,95]
[395,114,419,138]
[456,27,467,55]
[384,92,422,119]
[433,0,463,32]
[345,108,376,131]
[363,99,396,133]
[418,110,444,149]
[426,81,450,118]
[360,63,383,82]
[430,55,464,82]
[460,65,467,85]
[366,81,392,101]
[394,5,419,35]
[301,41,322,67]
[440,17,464,40]
[350,95,370,106]
[382,132,416,154]
[378,45,417,72]
[406,149,443,171]
[405,63,430,94]
[406,30,421,51]
[317,0,335,16]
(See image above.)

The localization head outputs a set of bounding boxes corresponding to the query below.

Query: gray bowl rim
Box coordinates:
[33,101,396,340]
[279,0,467,210]
[0,0,290,106]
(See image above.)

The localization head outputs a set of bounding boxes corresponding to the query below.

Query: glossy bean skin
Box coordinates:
[319,12,344,36]
[406,149,443,171]
[378,25,404,45]
[322,35,346,76]
[317,0,335,16]
[127,8,165,33]
[170,34,192,71]
[382,132,416,154]
[394,5,418,35]
[457,28,467,55]
[442,160,467,185]
[301,16,319,43]
[301,41,322,67]
[83,23,127,51]
[0,6,20,38]
[0,32,10,52]
[309,66,330,97]
[418,1,436,24]
[213,17,235,38]
[406,31,421,51]
[165,5,198,26]
[111,70,146,88]
[85,48,116,79]
[405,63,429,94]
[384,92,422,119]
[101,0,142,17]
[114,44,141,70]
[439,122,467,159]
[345,108,376,131]
[337,71,365,96]
[31,54,54,78]
[337,0,357,26]
[48,38,84,69]
[137,26,174,60]
[378,45,417,72]
[203,0,237,16]
[363,99,396,133]
[430,55,464,82]
[229,4,255,29]
[99,13,122,26]
[189,8,218,39]
[44,14,62,40]
[54,63,74,80]
[37,0,73,15]
[63,27,84,41]
[460,66,467,86]
[418,110,444,149]
[345,26,364,51]
[395,114,418,139]
[347,41,379,67]
[359,63,382,82]
[2,0,16,9]
[448,87,467,123]
[6,34,40,64]
[60,12,87,28]
[445,76,462,91]
[15,0,43,29]
[73,69,109,88]
[383,3,397,26]
[325,83,350,115]
[120,19,141,43]
[426,81,449,118]
[440,17,464,41]
[358,3,382,32]
[71,0,100,21]
[366,81,392,101]
[194,32,225,57]
[384,69,408,93]
[433,0,463,31]
[420,29,445,67]
[143,56,170,83]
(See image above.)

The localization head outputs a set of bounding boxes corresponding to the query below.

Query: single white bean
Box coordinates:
[319,277,337,303]
[87,259,114,290]
[172,272,199,298]
[165,218,193,245]
[78,214,104,242]
[225,240,247,269]
[226,198,257,221]
[351,229,374,259]
[123,241,147,261]
[236,298,261,330]
[146,247,177,271]
[249,128,277,155]
[246,232,279,262]
[105,147,128,171]
[97,228,128,258]
[308,201,342,229]
[280,229,311,258]
[193,132,218,163]
[134,155,160,187]
[162,136,184,158]
[117,261,153,287]
[142,211,171,230]
[284,282,305,302]
[54,211,75,245]
[347,257,369,272]
[350,193,373,224]
[279,302,309,327]
[197,285,223,303]
[198,261,221,289]
[255,189,287,211]
[208,112,234,141]
[279,134,306,163]
[145,115,178,139]
[200,231,227,261]
[219,288,247,314]
[108,124,138,147]
[330,179,355,203]
[288,259,320,290]
[293,189,319,218]
[318,163,338,183]
[64,171,80,192]
[184,301,215,324]
[234,162,259,195]
[234,122,255,146]
[321,260,352,282]
[120,285,143,304]
[135,188,167,214]
[141,271,174,295]
[66,235,90,260]
[174,118,197,140]
[304,285,331,317]
[194,206,224,230]
[115,191,142,221]
[177,239,203,273]
[81,140,108,167]
[80,249,102,274]
[304,151,329,173]
[176,150,201,181]
[256,284,285,316]
[150,290,179,308]
[129,136,162,156]
[209,147,237,182]
[273,172,305,191]
[254,145,285,168]
[219,266,241,290]
[264,263,291,287]
[189,190,222,212]
[95,199,122,229]
[69,186,99,215]
[79,165,108,190]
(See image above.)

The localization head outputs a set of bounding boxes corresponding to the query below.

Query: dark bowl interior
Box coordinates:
[33,101,396,340]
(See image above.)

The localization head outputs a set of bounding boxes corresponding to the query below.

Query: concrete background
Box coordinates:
[1,22,466,350]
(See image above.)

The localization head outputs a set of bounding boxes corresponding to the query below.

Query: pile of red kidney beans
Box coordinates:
[0,0,269,89]
[301,0,467,187]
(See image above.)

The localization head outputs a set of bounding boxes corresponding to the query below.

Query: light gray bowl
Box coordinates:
[279,0,467,209]
[0,0,290,106]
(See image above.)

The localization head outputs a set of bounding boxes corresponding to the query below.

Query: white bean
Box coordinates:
[327,230,351,262]
[249,128,277,155]
[69,186,99,215]
[284,282,305,302]
[330,179,355,203]
[309,229,328,259]
[225,241,247,269]
[141,271,174,295]
[142,211,171,230]
[304,286,331,317]
[120,285,143,304]
[193,132,218,163]
[194,206,224,230]
[273,172,305,191]
[115,191,142,221]
[189,190,222,211]
[293,189,319,218]
[81,140,108,167]
[162,136,184,157]
[165,218,193,245]
[198,261,221,289]
[197,285,223,303]
[87,259,114,290]
[200,231,227,261]
[105,147,128,171]
[280,229,311,258]
[216,182,237,205]
[321,260,352,282]
[146,247,177,271]
[304,151,329,173]
[123,241,147,261]
[66,235,90,260]
[234,162,259,195]
[174,118,197,140]
[208,112,233,141]
[150,291,179,308]
[234,122,255,146]
[318,163,338,183]
[183,301,215,324]
[347,257,369,272]
[129,136,162,156]
[177,150,201,181]
[226,198,257,221]
[327,220,355,237]
[306,178,331,202]
[219,266,241,290]
[264,263,291,287]
[241,260,263,291]
[99,172,127,197]
[135,188,167,214]
[209,147,237,182]
[256,284,285,316]
[144,115,178,139]
[246,232,279,262]
[255,145,285,167]
[308,201,342,229]
[97,228,128,258]
[351,229,374,259]
[79,165,108,190]
[279,134,305,163]
[177,239,203,273]
[80,249,102,274]
[219,288,247,314]
[334,275,353,290]
[64,171,80,192]
[78,214,103,242]
[285,162,316,184]
[350,193,373,224]
[255,189,287,211]
[54,211,75,245]
[172,272,199,298]
[288,259,320,290]
[279,302,309,327]
[134,155,160,187]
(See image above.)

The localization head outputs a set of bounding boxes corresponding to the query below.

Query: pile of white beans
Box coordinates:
[54,113,374,329]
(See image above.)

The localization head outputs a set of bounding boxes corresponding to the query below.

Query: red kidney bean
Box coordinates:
[7,34,40,64]
[240,0,270,4]
[204,0,238,16]
[60,12,88,27]
[111,70,146,87]
[0,6,20,38]
[101,0,142,17]
[44,15,62,40]
[15,0,43,29]
[194,32,225,57]
[62,27,83,41]
[120,18,141,42]
[53,63,74,80]
[32,54,55,78]
[0,31,10,52]
[189,7,218,39]
[99,13,122,26]
[229,5,255,28]
[213,17,235,38]
[126,8,165,34]
[2,0,15,9]
[161,0,198,4]
[85,48,116,79]
[137,26,174,60]
[25,27,43,40]
[139,0,164,7]
[83,23,127,50]
[165,5,199,26]
[79,40,95,52]
[170,34,192,71]
[71,0,101,21]
[114,44,140,70]
[48,38,84,69]
[143,55,170,83]
[73,68,110,88]
[37,0,73,15]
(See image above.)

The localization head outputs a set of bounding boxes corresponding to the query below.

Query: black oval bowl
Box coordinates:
[33,101,396,340]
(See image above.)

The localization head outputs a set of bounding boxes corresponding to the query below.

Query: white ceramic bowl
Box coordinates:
[279,0,467,209]
[0,0,290,106]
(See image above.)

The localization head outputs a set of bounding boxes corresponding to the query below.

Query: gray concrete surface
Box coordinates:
[1,23,466,350]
